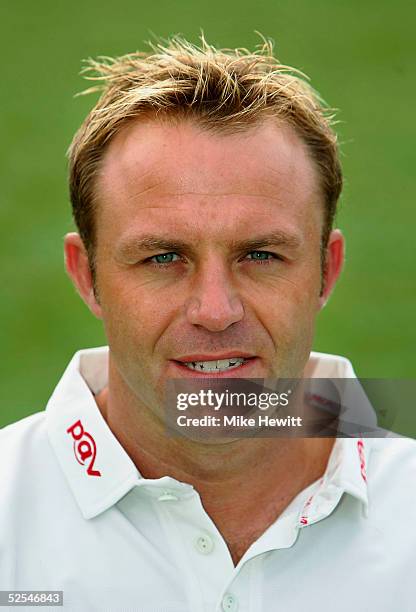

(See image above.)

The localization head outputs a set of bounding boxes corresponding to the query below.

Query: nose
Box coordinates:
[185,261,244,332]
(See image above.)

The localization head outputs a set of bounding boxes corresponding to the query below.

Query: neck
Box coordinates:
[95,361,334,565]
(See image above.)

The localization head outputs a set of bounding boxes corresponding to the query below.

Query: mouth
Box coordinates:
[171,353,257,376]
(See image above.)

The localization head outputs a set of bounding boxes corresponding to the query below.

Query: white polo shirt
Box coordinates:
[1,347,416,612]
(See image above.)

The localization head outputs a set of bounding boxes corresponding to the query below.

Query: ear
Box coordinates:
[319,229,345,309]
[64,232,103,319]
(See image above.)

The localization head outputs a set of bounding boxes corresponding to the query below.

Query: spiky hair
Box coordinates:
[68,34,342,267]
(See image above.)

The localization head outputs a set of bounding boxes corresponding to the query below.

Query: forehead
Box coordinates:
[94,117,323,243]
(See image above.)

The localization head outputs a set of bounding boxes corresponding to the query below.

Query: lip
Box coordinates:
[169,356,259,378]
[174,352,256,362]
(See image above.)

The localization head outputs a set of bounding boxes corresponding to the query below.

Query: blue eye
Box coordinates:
[150,252,180,264]
[247,251,275,261]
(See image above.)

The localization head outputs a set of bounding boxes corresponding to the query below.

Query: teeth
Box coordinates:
[183,358,246,372]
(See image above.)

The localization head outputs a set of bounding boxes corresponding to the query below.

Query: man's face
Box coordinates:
[68,118,341,414]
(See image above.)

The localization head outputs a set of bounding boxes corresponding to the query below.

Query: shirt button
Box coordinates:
[195,534,215,554]
[221,593,238,611]
[157,490,179,501]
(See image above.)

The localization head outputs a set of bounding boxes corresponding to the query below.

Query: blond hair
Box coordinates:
[68,35,342,266]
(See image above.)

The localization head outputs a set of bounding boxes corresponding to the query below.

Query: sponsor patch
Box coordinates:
[357,439,367,482]
[67,420,102,477]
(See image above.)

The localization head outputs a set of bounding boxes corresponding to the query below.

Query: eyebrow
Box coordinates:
[116,237,197,261]
[116,230,302,261]
[231,231,302,252]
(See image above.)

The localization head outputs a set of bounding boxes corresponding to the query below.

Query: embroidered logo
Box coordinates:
[67,420,102,477]
[299,477,324,527]
[357,439,367,483]
[299,493,314,525]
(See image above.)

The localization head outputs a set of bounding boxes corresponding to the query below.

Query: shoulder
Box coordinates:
[0,411,62,513]
[366,436,416,531]
[369,435,416,482]
[0,411,48,465]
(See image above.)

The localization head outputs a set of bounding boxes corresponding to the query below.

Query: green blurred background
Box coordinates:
[1,0,415,428]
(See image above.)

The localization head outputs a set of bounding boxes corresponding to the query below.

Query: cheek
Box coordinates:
[259,261,320,310]
[252,266,321,345]
[259,296,316,342]
[97,273,178,354]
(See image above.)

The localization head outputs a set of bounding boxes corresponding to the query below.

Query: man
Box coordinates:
[1,36,415,611]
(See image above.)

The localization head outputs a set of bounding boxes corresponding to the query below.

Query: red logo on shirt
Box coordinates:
[299,491,316,526]
[357,439,367,483]
[67,420,102,477]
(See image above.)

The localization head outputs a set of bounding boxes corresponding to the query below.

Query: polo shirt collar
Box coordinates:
[240,436,371,563]
[46,347,371,521]
[296,350,371,524]
[296,436,370,531]
[46,347,140,519]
